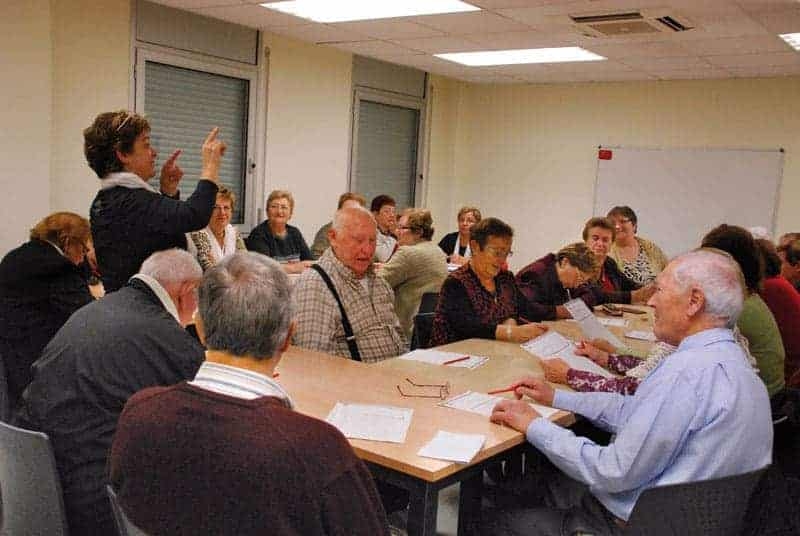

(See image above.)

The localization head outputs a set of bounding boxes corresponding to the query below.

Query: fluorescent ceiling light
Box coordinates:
[260,0,480,23]
[779,33,800,51]
[436,47,606,66]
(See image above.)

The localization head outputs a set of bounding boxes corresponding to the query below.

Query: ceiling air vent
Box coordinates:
[569,9,694,37]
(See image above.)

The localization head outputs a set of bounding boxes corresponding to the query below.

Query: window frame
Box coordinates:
[133,42,263,230]
[349,86,428,208]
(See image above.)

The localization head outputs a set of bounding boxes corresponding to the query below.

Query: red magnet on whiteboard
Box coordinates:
[598,149,613,160]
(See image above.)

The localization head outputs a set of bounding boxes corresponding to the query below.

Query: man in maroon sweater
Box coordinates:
[109,252,389,535]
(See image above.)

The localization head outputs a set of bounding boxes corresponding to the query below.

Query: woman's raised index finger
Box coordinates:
[204,126,220,144]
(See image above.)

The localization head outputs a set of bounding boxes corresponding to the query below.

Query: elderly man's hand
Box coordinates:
[490,399,541,433]
[542,358,570,385]
[508,376,555,406]
[159,150,184,196]
[201,127,226,182]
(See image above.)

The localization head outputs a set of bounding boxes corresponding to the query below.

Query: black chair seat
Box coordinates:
[625,467,768,536]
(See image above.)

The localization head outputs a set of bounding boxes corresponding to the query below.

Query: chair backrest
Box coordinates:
[0,355,10,422]
[0,421,69,536]
[418,292,439,315]
[410,292,438,351]
[625,467,768,536]
[107,485,149,536]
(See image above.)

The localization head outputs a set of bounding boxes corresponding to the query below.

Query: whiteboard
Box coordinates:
[594,146,784,258]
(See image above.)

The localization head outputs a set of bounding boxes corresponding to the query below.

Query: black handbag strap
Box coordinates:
[310,264,362,361]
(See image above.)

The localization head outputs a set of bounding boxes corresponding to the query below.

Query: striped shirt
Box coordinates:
[190,360,293,408]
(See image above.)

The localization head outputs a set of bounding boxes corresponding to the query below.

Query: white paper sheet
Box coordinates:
[521,331,614,378]
[326,403,413,444]
[398,349,489,369]
[563,298,626,348]
[625,330,657,341]
[520,330,573,357]
[440,391,559,419]
[417,430,486,464]
[567,317,628,327]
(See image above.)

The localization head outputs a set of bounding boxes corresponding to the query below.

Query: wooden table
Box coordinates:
[277,340,571,536]
[277,307,655,536]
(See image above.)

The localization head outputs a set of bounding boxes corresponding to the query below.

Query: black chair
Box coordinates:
[0,421,69,536]
[0,355,10,422]
[107,485,149,536]
[410,292,439,350]
[624,467,768,535]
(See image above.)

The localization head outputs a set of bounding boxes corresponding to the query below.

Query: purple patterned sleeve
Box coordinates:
[607,354,642,374]
[566,368,641,395]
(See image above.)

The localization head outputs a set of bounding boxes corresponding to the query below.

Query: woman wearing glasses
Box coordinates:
[378,208,448,338]
[515,243,599,321]
[0,212,95,409]
[187,187,246,271]
[245,190,313,274]
[85,110,226,292]
[429,217,547,346]
[606,205,668,286]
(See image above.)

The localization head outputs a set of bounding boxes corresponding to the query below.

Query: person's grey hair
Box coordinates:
[139,249,202,286]
[670,248,745,328]
[199,252,292,359]
[331,205,376,233]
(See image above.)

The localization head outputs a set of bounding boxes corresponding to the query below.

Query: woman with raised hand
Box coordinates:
[86,110,226,292]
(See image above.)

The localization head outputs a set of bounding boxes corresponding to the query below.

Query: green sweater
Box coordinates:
[738,294,785,397]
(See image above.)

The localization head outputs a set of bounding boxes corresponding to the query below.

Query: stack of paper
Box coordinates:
[326,403,413,443]
[440,391,559,419]
[398,349,488,369]
[418,430,485,464]
[521,331,614,378]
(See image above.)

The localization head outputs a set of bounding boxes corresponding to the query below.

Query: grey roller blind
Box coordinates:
[144,61,249,223]
[354,100,419,209]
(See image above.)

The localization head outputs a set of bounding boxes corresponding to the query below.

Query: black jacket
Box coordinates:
[245,221,313,262]
[17,277,205,536]
[0,240,93,405]
[90,180,218,292]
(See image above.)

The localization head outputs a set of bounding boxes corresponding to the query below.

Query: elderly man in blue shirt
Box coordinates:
[488,248,773,535]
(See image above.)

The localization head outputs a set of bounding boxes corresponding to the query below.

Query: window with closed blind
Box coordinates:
[350,57,428,210]
[139,60,251,223]
[133,1,262,228]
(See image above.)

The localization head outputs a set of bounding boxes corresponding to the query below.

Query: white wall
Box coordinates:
[50,0,131,218]
[1,1,53,254]
[426,77,800,271]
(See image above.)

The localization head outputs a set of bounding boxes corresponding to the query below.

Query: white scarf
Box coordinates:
[99,171,158,193]
[204,224,239,264]
[452,234,471,259]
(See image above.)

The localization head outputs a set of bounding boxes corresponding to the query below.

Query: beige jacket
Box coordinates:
[378,240,448,338]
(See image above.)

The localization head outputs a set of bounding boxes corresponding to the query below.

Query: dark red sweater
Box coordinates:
[109,383,389,536]
[760,276,800,387]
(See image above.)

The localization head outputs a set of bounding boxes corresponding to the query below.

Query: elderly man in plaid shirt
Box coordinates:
[292,206,407,362]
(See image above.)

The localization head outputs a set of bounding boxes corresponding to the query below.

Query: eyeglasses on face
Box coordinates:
[268,204,291,211]
[213,205,233,212]
[483,246,513,259]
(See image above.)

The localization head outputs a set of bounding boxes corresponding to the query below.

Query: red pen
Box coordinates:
[443,355,470,366]
[487,386,515,395]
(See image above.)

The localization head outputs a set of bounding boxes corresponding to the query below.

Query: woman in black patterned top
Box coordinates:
[430,218,547,346]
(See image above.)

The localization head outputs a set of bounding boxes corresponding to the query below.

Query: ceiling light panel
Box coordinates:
[260,0,480,23]
[436,47,606,66]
